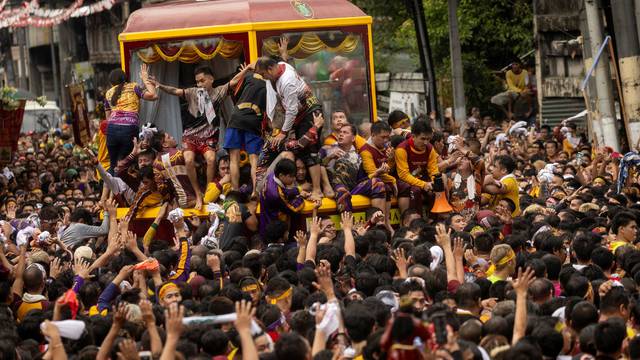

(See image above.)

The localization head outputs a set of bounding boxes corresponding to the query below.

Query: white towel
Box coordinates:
[265,80,278,121]
[447,135,461,154]
[430,246,444,271]
[509,121,529,136]
[182,313,263,335]
[196,88,216,124]
[41,320,86,340]
[16,226,35,247]
[167,208,184,224]
[138,122,158,141]
[201,204,222,250]
[315,301,341,340]
[453,173,476,200]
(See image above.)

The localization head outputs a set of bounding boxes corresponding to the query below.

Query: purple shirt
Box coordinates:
[258,173,304,235]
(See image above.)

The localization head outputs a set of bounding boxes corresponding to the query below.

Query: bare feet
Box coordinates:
[310,191,324,203]
[194,196,203,211]
[323,186,335,199]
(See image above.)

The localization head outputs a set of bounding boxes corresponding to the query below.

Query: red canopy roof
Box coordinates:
[122,0,368,34]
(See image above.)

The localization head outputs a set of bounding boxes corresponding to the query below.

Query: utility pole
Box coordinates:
[406,0,439,117]
[579,8,600,141]
[50,27,60,105]
[611,0,640,149]
[635,0,640,42]
[447,0,466,131]
[17,28,28,90]
[584,0,620,151]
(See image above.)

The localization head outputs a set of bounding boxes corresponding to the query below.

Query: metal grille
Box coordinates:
[540,97,586,127]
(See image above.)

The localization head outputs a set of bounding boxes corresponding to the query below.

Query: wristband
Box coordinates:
[150,223,159,230]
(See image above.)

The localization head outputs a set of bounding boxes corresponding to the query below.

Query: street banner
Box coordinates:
[68,83,91,146]
[0,100,25,165]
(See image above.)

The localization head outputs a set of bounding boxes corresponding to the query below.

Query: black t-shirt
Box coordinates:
[228,72,266,134]
[179,98,208,130]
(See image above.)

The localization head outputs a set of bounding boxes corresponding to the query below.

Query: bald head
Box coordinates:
[24,266,44,294]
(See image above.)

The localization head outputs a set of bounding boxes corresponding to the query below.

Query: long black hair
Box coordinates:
[108,69,127,107]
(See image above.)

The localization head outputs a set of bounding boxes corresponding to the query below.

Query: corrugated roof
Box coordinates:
[540,97,586,127]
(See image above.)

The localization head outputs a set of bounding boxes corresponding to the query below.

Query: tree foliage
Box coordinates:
[352,0,533,110]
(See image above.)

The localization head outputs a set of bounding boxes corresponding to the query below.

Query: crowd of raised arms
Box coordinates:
[1,52,640,360]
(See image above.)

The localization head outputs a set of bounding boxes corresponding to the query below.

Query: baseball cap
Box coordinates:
[74,246,94,262]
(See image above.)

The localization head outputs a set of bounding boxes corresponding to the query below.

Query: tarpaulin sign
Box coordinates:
[68,83,91,146]
[0,101,25,165]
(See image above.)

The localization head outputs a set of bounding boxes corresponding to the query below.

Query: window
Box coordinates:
[261,30,371,125]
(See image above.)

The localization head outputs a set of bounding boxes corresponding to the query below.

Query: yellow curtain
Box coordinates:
[263,33,360,59]
[137,39,244,64]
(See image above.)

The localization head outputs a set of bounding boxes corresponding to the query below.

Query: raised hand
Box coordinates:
[140,63,150,82]
[353,218,367,236]
[309,216,322,237]
[49,257,63,279]
[278,35,290,57]
[123,231,137,251]
[435,223,452,248]
[598,280,614,299]
[390,247,410,278]
[131,137,141,156]
[104,198,118,216]
[74,257,91,279]
[118,218,131,240]
[312,262,335,299]
[313,112,325,129]
[239,63,253,73]
[83,147,98,164]
[164,303,184,337]
[512,267,535,297]
[340,212,353,232]
[113,302,130,328]
[139,299,155,326]
[452,237,465,258]
[156,202,169,220]
[116,265,134,282]
[294,230,307,247]
[371,210,385,225]
[234,299,255,333]
[117,339,140,360]
[464,248,478,265]
[206,252,221,272]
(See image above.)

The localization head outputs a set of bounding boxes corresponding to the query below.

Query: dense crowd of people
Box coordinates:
[1,53,640,360]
